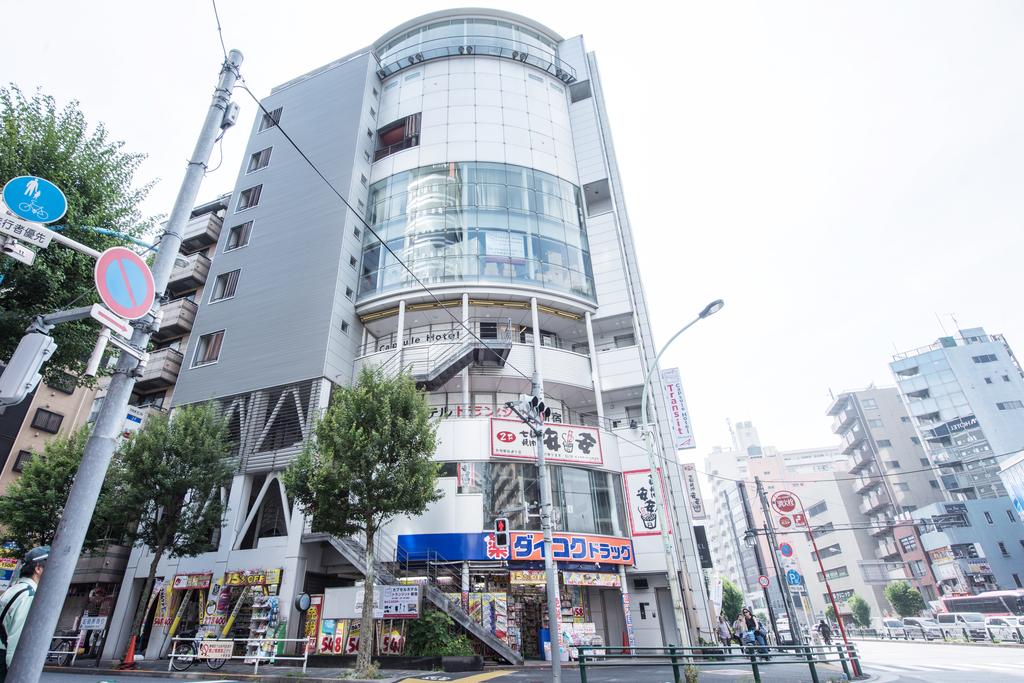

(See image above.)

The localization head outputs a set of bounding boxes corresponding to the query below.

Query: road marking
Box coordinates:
[403,672,508,683]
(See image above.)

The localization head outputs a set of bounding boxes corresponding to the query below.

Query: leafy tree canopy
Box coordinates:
[720,577,744,622]
[884,580,926,618]
[0,85,157,386]
[848,595,872,627]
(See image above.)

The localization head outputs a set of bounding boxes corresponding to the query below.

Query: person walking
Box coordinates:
[816,619,833,646]
[740,607,770,659]
[732,612,747,645]
[0,547,49,680]
[717,613,733,649]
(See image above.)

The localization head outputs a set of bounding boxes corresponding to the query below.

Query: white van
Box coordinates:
[936,612,987,641]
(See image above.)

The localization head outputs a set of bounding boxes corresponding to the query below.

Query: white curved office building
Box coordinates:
[104,9,713,664]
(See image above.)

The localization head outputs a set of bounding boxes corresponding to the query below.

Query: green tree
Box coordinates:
[116,403,234,653]
[720,577,744,621]
[825,605,836,623]
[284,368,441,675]
[0,426,125,554]
[848,595,872,627]
[405,610,474,657]
[884,580,925,617]
[0,85,156,385]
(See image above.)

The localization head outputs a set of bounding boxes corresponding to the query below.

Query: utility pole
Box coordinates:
[507,378,560,683]
[6,50,244,682]
[754,477,803,645]
[736,482,780,645]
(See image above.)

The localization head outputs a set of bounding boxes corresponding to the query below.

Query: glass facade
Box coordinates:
[359,162,595,301]
[451,461,627,536]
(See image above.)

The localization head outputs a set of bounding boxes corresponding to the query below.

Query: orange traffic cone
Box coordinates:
[119,635,138,669]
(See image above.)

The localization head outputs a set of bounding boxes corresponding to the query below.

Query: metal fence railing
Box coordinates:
[847,624,1024,644]
[167,636,310,674]
[577,644,862,683]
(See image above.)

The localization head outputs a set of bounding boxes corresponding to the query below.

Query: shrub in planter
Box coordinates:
[406,610,476,657]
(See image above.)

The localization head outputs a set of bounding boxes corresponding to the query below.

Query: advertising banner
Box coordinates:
[0,557,18,592]
[381,585,421,619]
[490,418,602,466]
[198,640,234,660]
[623,469,671,536]
[682,463,706,520]
[510,570,547,585]
[397,531,635,565]
[225,568,281,586]
[563,571,620,587]
[304,595,323,654]
[172,573,212,590]
[660,368,695,450]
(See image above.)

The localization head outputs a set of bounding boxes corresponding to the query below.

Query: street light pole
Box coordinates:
[639,299,723,646]
[5,50,244,682]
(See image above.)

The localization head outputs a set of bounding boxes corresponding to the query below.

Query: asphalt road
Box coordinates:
[853,638,1024,682]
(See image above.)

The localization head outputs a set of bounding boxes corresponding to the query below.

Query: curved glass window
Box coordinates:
[359,162,595,301]
[376,18,575,83]
[478,461,627,536]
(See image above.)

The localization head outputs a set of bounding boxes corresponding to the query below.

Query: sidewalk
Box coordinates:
[45,658,426,682]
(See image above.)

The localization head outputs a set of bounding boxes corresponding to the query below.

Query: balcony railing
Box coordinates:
[167,253,211,295]
[847,448,873,474]
[154,298,198,340]
[135,348,182,391]
[180,212,223,252]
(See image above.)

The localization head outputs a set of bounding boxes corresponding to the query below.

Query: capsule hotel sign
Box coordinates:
[660,367,695,450]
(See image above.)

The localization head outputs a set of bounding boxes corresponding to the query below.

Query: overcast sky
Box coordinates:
[8,1,1024,459]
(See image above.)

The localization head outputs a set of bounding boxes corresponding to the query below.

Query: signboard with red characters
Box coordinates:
[490,418,602,466]
[399,531,634,566]
[770,490,800,515]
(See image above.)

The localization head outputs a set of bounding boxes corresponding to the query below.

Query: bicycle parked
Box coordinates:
[170,630,228,672]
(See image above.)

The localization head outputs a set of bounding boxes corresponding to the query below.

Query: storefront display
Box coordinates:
[245,595,280,662]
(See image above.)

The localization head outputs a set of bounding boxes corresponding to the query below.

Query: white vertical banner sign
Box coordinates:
[660,367,695,450]
[682,463,707,520]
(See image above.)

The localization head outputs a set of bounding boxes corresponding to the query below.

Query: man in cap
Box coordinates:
[0,546,49,680]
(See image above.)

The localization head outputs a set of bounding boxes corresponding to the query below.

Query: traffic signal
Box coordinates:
[0,333,57,408]
[494,517,509,547]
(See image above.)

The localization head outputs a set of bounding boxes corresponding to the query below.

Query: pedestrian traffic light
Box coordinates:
[0,332,57,409]
[494,517,509,547]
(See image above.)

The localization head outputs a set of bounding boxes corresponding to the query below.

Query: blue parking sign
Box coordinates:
[786,569,802,586]
[2,175,68,223]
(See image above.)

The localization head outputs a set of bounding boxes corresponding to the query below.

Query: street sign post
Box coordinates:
[779,542,793,558]
[770,490,799,515]
[786,569,802,586]
[88,304,132,339]
[1,239,35,266]
[778,515,792,528]
[758,575,770,589]
[2,176,68,224]
[0,213,56,248]
[94,247,156,320]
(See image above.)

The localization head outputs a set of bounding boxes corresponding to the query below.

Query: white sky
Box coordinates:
[9,1,1024,457]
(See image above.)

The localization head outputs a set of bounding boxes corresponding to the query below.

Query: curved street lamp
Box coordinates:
[639,299,724,646]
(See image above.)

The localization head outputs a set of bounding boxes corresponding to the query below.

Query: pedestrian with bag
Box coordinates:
[717,613,733,649]
[816,619,833,646]
[0,546,48,681]
[740,606,770,659]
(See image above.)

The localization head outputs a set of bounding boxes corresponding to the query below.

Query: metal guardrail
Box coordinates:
[168,636,310,674]
[848,624,1024,644]
[47,635,80,667]
[577,644,862,683]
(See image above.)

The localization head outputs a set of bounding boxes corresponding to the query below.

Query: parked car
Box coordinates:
[936,612,987,641]
[881,618,908,639]
[985,616,1023,642]
[902,617,942,640]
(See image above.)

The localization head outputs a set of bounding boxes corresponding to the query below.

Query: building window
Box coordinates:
[868,419,883,427]
[31,408,64,433]
[210,270,240,302]
[258,107,282,132]
[998,541,1010,557]
[1008,510,1017,523]
[885,460,901,468]
[614,333,636,348]
[374,112,421,161]
[900,416,910,423]
[862,398,878,409]
[225,221,253,251]
[353,226,361,238]
[899,535,918,553]
[247,147,272,173]
[972,354,997,363]
[360,174,368,187]
[894,482,910,491]
[911,560,926,577]
[811,543,842,561]
[11,450,33,472]
[808,501,828,517]
[350,255,357,268]
[984,511,994,524]
[919,457,930,466]
[930,480,940,488]
[1015,574,1023,588]
[984,377,993,384]
[345,286,354,299]
[340,320,350,334]
[193,331,225,367]
[812,522,835,536]
[877,439,892,447]
[1003,374,1012,382]
[817,566,849,581]
[236,185,262,212]
[911,437,921,445]
[997,401,1024,410]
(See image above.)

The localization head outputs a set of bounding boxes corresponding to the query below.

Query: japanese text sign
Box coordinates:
[490,418,602,466]
[623,469,672,536]
[682,463,706,520]
[660,367,695,450]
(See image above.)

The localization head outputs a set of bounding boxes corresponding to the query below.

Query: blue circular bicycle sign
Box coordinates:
[2,175,68,224]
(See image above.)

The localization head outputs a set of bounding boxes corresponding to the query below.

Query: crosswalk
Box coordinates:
[866,661,1024,676]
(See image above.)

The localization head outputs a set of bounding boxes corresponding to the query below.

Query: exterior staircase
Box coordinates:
[375,327,513,391]
[304,530,524,665]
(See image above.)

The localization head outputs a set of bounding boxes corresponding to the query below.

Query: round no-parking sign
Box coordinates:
[758,575,770,589]
[94,247,155,320]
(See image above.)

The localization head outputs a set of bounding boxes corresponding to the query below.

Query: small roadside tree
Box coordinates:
[825,605,836,623]
[116,403,234,656]
[884,580,925,618]
[0,426,125,554]
[284,367,441,675]
[721,577,744,621]
[848,595,872,628]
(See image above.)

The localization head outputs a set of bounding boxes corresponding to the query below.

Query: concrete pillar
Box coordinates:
[584,312,605,421]
[396,299,406,367]
[461,293,470,409]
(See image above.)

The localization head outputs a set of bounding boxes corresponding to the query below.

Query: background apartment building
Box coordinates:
[891,327,1024,499]
[103,9,715,664]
